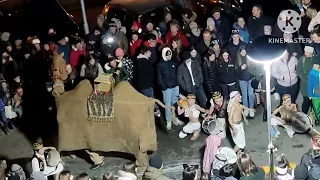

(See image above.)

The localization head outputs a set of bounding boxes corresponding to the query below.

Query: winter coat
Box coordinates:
[157,57,179,90]
[217,60,237,85]
[312,42,320,56]
[271,56,298,87]
[142,167,169,180]
[225,41,247,61]
[165,30,190,49]
[247,14,272,41]
[212,16,231,45]
[297,56,317,97]
[80,63,104,81]
[195,40,210,57]
[177,60,203,94]
[300,16,311,38]
[57,44,70,64]
[202,61,220,93]
[70,47,86,68]
[308,68,320,98]
[121,57,134,82]
[236,55,254,81]
[232,22,249,43]
[105,62,129,85]
[134,53,154,91]
[130,39,142,57]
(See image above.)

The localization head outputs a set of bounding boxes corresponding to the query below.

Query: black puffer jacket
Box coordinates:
[218,60,236,85]
[202,61,220,93]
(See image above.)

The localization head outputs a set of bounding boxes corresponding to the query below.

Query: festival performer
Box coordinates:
[178,94,206,140]
[271,94,298,139]
[206,91,228,119]
[31,138,63,178]
[228,91,249,152]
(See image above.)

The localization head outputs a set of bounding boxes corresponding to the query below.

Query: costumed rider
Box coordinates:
[228,91,249,153]
[178,94,206,140]
[31,138,63,178]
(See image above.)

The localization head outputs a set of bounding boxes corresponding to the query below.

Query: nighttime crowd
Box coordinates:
[1,0,320,179]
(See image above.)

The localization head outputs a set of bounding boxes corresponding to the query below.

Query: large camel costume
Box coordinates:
[51,53,171,172]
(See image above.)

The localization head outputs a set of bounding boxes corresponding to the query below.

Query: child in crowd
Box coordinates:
[77,173,90,180]
[118,161,138,180]
[275,155,293,180]
[143,155,169,180]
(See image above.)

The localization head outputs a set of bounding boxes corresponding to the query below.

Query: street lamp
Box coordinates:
[246,35,287,180]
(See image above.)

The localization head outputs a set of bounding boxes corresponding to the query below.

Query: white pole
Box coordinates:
[80,0,89,35]
[264,63,274,180]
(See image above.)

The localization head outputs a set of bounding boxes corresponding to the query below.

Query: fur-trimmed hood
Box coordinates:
[104,60,122,70]
[118,170,137,180]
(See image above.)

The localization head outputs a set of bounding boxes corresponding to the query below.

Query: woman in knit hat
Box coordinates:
[115,48,133,83]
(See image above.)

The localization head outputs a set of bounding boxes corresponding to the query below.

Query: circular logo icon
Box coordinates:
[277,9,301,33]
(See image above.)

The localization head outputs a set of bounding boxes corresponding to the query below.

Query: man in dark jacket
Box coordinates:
[311,30,320,55]
[211,8,230,46]
[177,51,206,108]
[157,47,183,130]
[225,30,247,61]
[284,32,303,58]
[195,30,212,57]
[57,35,70,64]
[247,4,273,41]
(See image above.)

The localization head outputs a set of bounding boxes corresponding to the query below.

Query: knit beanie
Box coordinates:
[182,51,191,61]
[293,165,308,180]
[115,48,125,57]
[149,155,163,169]
[207,18,215,27]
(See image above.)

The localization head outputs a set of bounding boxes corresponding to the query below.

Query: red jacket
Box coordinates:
[143,37,163,47]
[165,30,190,48]
[130,39,142,57]
[70,48,86,68]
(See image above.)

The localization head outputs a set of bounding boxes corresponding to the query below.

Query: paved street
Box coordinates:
[0,93,314,179]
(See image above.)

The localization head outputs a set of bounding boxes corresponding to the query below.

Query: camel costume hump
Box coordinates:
[56,80,157,157]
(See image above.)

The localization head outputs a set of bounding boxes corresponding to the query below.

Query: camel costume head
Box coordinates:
[52,52,67,97]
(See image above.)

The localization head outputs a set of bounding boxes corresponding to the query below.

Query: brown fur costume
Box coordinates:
[56,80,159,172]
[0,160,7,180]
[52,53,67,96]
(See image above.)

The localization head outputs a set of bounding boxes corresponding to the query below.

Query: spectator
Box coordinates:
[77,173,90,180]
[100,22,128,57]
[103,172,114,180]
[96,14,107,33]
[188,22,201,46]
[143,33,162,66]
[300,134,320,179]
[181,8,197,37]
[165,20,190,49]
[206,17,216,35]
[172,38,183,58]
[13,38,26,70]
[264,25,272,35]
[70,38,86,68]
[237,153,265,180]
[105,57,129,85]
[159,9,172,36]
[182,164,199,180]
[134,46,154,97]
[118,161,138,180]
[129,31,142,57]
[177,51,206,108]
[225,30,246,61]
[300,6,317,38]
[80,55,103,83]
[10,164,26,180]
[311,28,320,55]
[58,171,73,180]
[111,18,127,34]
[115,48,134,83]
[195,30,212,57]
[64,64,77,91]
[308,11,320,33]
[297,46,317,114]
[271,51,299,104]
[144,20,155,34]
[86,34,101,63]
[190,47,201,64]
[283,32,303,58]
[142,155,169,180]
[57,35,70,64]
[218,49,237,99]
[0,32,10,53]
[210,38,221,57]
[202,49,220,99]
[211,8,230,45]
[247,4,272,41]
[157,47,181,130]
[12,86,23,118]
[275,155,293,180]
[293,165,309,180]
[308,57,320,98]
[236,47,255,118]
[298,0,312,16]
[131,15,142,32]
[233,17,249,43]
[0,80,16,129]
